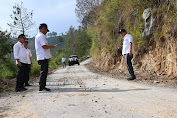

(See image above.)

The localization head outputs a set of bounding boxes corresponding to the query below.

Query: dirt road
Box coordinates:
[0,58,177,118]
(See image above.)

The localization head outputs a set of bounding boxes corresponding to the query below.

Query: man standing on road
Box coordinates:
[23,41,33,87]
[119,29,136,81]
[13,34,28,92]
[35,23,55,92]
[62,56,66,68]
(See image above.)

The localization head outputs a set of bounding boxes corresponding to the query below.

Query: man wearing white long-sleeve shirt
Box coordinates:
[13,34,28,92]
[119,29,136,81]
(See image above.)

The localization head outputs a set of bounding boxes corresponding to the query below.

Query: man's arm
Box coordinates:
[39,35,55,49]
[42,45,55,49]
[16,59,21,66]
[30,56,33,67]
[29,51,33,67]
[129,42,133,57]
[14,45,21,66]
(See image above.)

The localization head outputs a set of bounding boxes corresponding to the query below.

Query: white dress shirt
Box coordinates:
[13,41,28,64]
[25,48,32,64]
[35,32,52,60]
[122,34,134,55]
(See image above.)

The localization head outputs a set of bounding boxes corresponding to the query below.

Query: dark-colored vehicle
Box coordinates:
[68,55,80,66]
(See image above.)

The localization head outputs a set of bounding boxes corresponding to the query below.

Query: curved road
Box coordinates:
[0,58,177,118]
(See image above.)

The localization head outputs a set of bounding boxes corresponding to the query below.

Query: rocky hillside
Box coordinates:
[87,0,177,79]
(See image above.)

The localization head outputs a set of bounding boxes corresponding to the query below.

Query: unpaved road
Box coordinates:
[0,58,177,118]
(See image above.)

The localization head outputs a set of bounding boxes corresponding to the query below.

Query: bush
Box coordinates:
[30,60,40,75]
[0,59,17,79]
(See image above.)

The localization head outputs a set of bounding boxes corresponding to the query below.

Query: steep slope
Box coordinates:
[88,0,177,79]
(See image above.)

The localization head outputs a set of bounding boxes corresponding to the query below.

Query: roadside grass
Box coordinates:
[0,59,17,79]
[30,60,40,75]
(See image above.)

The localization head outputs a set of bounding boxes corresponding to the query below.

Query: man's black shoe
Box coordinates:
[25,84,32,87]
[38,88,51,93]
[22,87,28,91]
[38,89,44,93]
[15,88,26,92]
[127,77,136,81]
[44,87,51,91]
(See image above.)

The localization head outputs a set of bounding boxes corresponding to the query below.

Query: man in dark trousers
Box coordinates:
[35,23,55,92]
[119,29,136,81]
[23,41,33,86]
[13,34,28,92]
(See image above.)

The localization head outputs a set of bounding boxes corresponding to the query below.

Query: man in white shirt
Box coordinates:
[62,56,66,68]
[119,29,136,81]
[35,23,55,92]
[13,34,28,92]
[23,41,33,87]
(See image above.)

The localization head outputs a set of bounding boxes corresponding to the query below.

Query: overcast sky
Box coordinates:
[0,0,80,37]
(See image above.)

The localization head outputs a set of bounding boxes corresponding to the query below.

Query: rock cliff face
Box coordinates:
[139,38,177,76]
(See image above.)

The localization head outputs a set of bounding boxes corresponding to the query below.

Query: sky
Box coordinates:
[0,0,80,37]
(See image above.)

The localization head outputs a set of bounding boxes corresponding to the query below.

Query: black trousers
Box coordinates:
[124,53,135,78]
[16,63,28,89]
[38,59,49,89]
[24,64,31,85]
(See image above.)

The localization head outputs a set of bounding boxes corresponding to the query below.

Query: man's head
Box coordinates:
[24,41,28,49]
[118,29,127,37]
[18,34,26,43]
[39,23,49,35]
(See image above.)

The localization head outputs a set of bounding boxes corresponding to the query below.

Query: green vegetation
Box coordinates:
[65,26,92,58]
[48,49,65,68]
[77,0,177,61]
[0,30,15,79]
[30,60,40,75]
[0,59,17,79]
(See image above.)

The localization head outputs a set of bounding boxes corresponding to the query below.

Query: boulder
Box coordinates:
[142,8,156,38]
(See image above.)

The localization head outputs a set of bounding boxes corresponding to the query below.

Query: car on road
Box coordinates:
[68,55,80,66]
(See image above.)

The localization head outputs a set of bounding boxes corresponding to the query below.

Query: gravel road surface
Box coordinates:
[0,58,177,118]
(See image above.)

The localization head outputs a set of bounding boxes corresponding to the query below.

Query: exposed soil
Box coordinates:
[85,62,177,88]
[0,75,39,93]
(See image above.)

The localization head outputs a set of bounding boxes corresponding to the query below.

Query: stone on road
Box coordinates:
[0,58,177,118]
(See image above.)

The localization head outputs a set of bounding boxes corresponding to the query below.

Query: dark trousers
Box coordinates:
[62,62,66,68]
[16,63,28,89]
[38,59,48,89]
[124,53,135,78]
[24,64,31,85]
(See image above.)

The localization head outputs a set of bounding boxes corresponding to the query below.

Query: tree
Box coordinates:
[7,2,35,37]
[0,30,13,62]
[75,0,103,26]
[0,30,18,79]
[65,26,91,57]
[47,31,57,37]
[51,31,57,37]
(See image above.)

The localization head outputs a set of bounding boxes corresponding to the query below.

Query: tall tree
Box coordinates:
[8,2,35,37]
[75,0,103,26]
[65,26,91,57]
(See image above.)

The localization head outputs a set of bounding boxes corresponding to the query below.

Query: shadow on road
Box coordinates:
[24,85,150,93]
[49,88,151,93]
